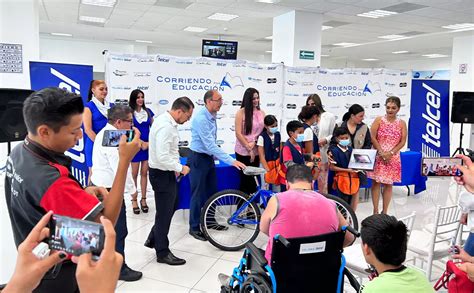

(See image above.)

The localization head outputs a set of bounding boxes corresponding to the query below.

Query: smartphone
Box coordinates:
[421,157,463,177]
[49,214,105,257]
[102,130,134,147]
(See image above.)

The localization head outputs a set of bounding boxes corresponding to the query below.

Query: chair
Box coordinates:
[408,205,461,281]
[221,228,360,293]
[344,212,417,282]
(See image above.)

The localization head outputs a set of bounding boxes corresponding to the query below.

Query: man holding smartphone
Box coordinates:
[145,96,194,265]
[90,105,142,281]
[4,87,140,292]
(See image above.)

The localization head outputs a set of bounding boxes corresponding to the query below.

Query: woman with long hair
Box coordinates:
[234,87,265,194]
[83,80,112,180]
[367,96,407,214]
[129,89,154,214]
[306,94,336,193]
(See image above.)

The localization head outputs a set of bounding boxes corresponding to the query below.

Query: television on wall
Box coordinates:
[202,39,238,60]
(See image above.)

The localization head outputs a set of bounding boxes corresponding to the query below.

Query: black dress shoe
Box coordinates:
[156,252,186,266]
[144,238,154,249]
[209,224,229,231]
[189,230,207,241]
[119,264,143,282]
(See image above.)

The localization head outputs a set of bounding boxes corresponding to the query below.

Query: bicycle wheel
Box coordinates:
[324,194,359,231]
[201,189,261,251]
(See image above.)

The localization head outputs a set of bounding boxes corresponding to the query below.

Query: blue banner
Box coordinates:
[29,61,93,186]
[409,79,450,157]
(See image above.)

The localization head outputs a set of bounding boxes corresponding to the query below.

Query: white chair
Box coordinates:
[407,205,461,281]
[344,212,417,282]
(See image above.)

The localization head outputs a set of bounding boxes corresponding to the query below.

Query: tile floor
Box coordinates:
[2,174,461,292]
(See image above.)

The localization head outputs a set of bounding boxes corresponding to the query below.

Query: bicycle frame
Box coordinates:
[228,186,275,226]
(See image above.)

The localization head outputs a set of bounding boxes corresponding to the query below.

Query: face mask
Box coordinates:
[312,121,318,127]
[339,139,351,147]
[269,127,278,134]
[295,134,305,143]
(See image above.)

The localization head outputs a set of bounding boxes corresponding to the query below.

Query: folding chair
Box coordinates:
[408,205,461,281]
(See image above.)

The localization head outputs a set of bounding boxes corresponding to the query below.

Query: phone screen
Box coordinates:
[49,215,105,256]
[102,130,133,147]
[421,157,463,177]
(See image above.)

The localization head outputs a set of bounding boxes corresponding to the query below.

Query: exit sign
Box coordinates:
[299,50,314,60]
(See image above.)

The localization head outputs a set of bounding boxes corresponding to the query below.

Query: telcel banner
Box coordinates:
[409,77,450,157]
[29,61,93,186]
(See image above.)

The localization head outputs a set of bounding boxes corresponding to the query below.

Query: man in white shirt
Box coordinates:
[91,105,142,281]
[144,97,194,265]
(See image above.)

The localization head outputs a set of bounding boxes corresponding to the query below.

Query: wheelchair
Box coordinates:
[220,226,360,293]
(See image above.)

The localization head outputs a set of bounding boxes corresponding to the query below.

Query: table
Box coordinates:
[177,156,240,210]
[360,151,427,195]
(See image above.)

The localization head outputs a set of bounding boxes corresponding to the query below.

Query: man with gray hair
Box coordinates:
[91,104,142,281]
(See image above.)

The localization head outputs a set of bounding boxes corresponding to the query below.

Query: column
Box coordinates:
[0,0,40,284]
[450,33,474,154]
[272,10,323,67]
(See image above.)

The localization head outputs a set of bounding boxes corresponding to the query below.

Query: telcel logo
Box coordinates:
[137,86,149,90]
[422,83,441,148]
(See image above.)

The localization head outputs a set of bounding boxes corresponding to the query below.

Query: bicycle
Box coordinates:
[200,167,358,251]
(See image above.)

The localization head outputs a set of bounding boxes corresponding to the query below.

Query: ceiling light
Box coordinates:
[135,40,152,43]
[183,26,207,32]
[265,50,272,53]
[256,0,278,3]
[79,16,106,23]
[392,50,409,54]
[333,42,360,47]
[378,34,405,39]
[51,33,72,37]
[322,25,333,30]
[265,36,273,40]
[357,9,397,19]
[442,23,474,30]
[362,58,379,61]
[81,0,116,7]
[207,13,239,21]
[321,54,329,57]
[422,54,449,58]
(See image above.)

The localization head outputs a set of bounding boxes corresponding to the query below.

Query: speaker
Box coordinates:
[452,91,474,124]
[0,88,34,143]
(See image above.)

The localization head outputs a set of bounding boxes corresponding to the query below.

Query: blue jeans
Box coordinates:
[188,151,218,232]
[465,232,474,256]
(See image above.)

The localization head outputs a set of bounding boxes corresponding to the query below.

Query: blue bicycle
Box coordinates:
[200,167,358,251]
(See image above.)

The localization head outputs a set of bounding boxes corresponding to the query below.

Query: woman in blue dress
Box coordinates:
[83,80,112,183]
[129,89,154,214]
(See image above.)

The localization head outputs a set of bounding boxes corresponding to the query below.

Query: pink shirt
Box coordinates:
[265,190,339,264]
[235,110,264,156]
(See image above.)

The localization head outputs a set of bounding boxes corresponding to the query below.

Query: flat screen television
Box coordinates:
[202,39,238,60]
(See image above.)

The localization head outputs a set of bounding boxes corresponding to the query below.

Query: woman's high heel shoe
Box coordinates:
[131,199,140,214]
[140,198,149,213]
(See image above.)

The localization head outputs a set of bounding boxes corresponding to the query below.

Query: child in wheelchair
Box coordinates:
[219,165,358,292]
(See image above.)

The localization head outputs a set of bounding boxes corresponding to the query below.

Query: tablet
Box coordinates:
[348,149,377,170]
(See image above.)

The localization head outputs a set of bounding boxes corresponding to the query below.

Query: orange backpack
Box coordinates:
[265,160,284,184]
[333,171,360,196]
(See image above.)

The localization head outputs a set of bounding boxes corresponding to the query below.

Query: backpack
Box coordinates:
[332,171,360,196]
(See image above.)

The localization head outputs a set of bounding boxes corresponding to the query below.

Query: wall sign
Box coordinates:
[0,43,23,73]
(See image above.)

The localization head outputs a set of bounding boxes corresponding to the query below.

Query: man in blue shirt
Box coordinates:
[189,90,246,241]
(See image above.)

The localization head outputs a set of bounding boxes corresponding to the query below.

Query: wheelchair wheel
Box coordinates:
[240,274,272,293]
[324,194,359,231]
[201,189,261,251]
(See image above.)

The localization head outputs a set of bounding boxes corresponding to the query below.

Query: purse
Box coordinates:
[434,260,474,293]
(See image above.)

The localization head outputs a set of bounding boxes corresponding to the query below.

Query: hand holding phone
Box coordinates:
[74,216,123,293]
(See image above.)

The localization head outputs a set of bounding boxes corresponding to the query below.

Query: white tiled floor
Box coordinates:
[1,174,462,292]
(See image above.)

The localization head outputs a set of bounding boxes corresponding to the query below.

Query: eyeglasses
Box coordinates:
[122,119,133,124]
[210,98,223,103]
